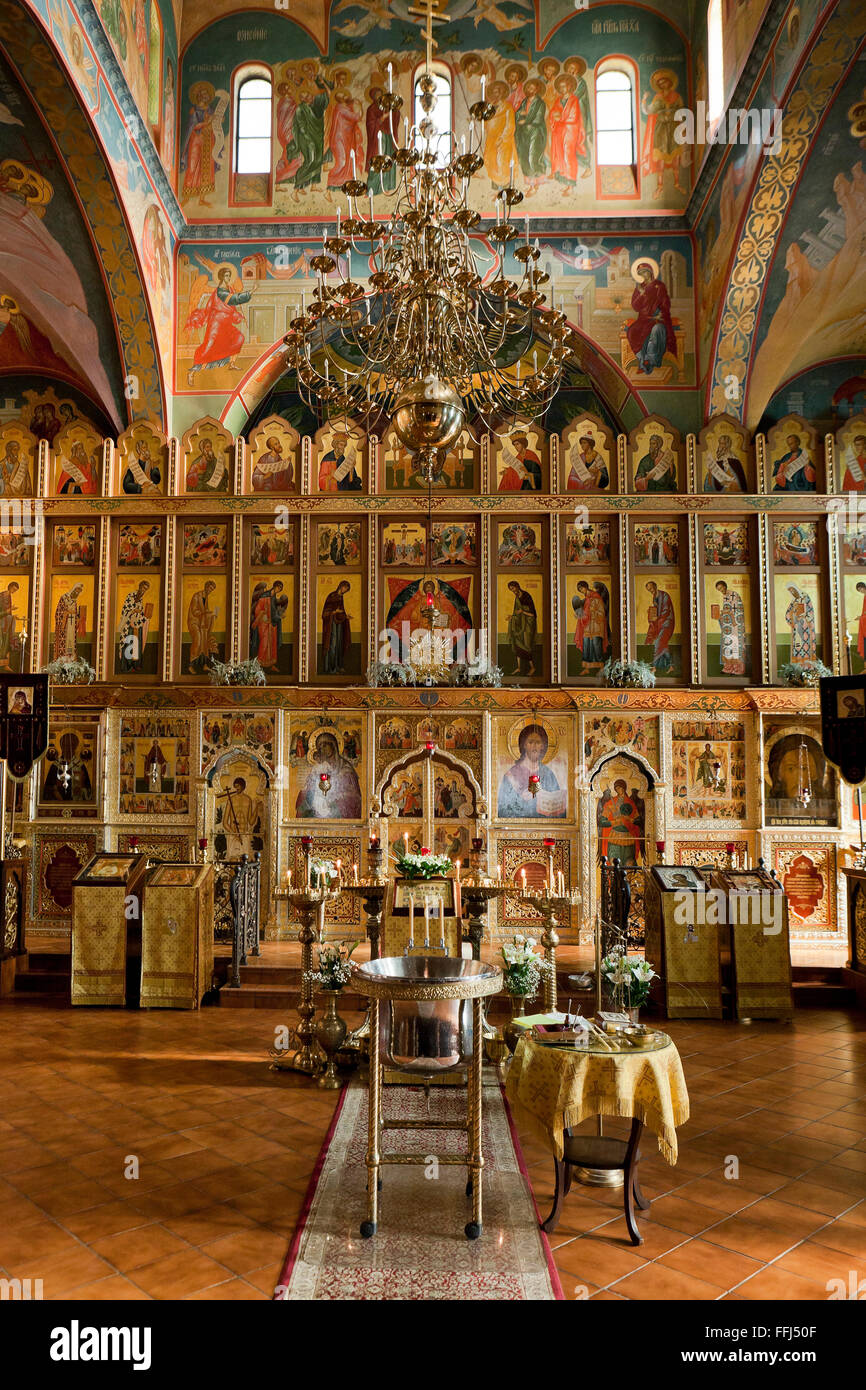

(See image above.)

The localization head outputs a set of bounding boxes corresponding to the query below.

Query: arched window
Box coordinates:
[707,0,725,130]
[595,68,634,165]
[235,72,273,175]
[147,5,163,133]
[413,62,452,165]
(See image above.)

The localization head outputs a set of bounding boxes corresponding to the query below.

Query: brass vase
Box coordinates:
[314,991,347,1089]
[503,996,527,1055]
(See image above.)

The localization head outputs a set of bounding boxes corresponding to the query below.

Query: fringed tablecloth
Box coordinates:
[505,1035,690,1165]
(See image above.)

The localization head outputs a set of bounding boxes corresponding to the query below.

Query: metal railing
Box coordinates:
[228,854,261,989]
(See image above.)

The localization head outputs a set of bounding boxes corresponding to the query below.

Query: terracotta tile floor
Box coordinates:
[0,1000,863,1300]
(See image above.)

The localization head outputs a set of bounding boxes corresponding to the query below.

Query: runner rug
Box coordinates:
[276,1078,562,1300]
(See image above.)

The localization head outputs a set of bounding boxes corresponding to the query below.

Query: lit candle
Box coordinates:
[336,858,343,887]
[544,838,555,890]
[520,868,527,891]
[404,831,409,855]
[353,862,359,884]
[481,75,486,100]
[285,868,292,889]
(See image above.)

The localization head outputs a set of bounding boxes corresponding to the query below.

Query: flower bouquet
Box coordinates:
[309,858,340,890]
[600,948,658,1010]
[499,935,552,1000]
[303,940,358,992]
[394,849,453,880]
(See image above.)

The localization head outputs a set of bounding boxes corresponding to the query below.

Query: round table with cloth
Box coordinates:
[505,1031,690,1165]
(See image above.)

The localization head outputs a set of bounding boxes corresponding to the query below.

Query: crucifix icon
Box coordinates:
[407,0,451,69]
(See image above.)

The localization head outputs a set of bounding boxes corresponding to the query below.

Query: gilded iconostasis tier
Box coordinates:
[18,688,855,971]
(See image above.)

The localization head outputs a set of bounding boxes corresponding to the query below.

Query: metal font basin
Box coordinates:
[354,956,503,1075]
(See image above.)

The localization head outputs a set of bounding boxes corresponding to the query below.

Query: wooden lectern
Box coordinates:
[711,867,792,1021]
[644,865,722,1018]
[71,853,148,1006]
[140,862,214,1009]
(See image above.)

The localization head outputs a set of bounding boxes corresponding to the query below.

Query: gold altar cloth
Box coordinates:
[506,1034,690,1165]
[71,854,148,1007]
[140,862,214,1009]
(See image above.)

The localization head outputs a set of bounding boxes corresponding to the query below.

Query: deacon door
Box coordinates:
[380,751,479,869]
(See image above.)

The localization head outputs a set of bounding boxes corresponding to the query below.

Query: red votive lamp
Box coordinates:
[198,837,207,851]
[471,838,483,852]
[369,836,380,852]
[528,773,540,796]
[542,836,555,848]
[129,835,139,849]
[424,740,436,756]
[656,840,665,856]
[420,846,430,856]
[300,835,313,849]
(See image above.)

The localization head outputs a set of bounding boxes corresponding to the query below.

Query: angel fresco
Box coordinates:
[184,260,254,388]
[0,161,119,429]
[332,0,530,38]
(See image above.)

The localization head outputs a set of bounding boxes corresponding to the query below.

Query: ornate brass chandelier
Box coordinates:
[283,5,576,482]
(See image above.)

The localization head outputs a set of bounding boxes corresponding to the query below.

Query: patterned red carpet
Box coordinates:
[276,1079,562,1300]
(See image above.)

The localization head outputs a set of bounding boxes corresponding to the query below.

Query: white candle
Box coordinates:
[409,897,415,943]
[481,75,486,100]
[353,862,358,884]
[404,831,409,855]
[509,158,514,184]
[387,61,393,94]
[439,895,445,935]
[424,898,430,948]
[336,207,341,236]
[350,149,357,176]
[378,129,384,154]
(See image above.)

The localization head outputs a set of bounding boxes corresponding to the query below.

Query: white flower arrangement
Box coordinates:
[304,940,358,992]
[601,948,658,1008]
[394,850,453,880]
[309,858,340,889]
[500,934,553,1000]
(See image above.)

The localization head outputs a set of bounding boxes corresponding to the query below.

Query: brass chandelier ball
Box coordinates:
[392,375,466,454]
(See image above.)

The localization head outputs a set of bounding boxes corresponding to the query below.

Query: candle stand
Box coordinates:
[516,886,581,1012]
[270,845,342,1075]
[461,878,508,1044]
[342,878,387,1051]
